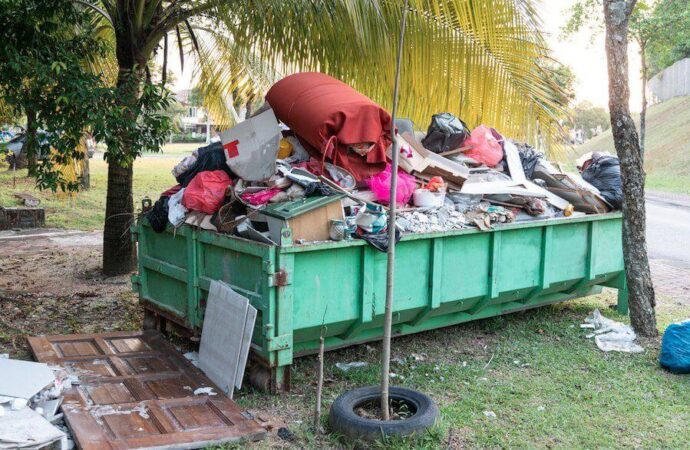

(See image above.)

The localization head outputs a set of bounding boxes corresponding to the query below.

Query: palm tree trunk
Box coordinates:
[102,58,143,276]
[603,0,657,337]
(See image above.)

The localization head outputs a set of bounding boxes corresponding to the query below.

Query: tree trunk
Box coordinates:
[24,108,38,175]
[639,42,647,160]
[102,48,144,276]
[81,152,90,190]
[603,0,657,337]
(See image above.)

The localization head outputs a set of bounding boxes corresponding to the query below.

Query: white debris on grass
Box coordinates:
[583,309,644,353]
[335,361,368,372]
[483,410,497,419]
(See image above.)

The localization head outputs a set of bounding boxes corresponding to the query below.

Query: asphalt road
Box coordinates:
[646,192,690,268]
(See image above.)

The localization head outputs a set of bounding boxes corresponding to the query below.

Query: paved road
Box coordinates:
[646,191,690,268]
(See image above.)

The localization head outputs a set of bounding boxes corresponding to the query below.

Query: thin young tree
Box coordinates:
[603,0,657,336]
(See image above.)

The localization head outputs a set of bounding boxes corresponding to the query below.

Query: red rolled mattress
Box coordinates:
[265,72,392,181]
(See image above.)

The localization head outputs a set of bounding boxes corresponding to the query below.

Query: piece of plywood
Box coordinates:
[0,359,54,400]
[198,281,248,397]
[287,200,344,243]
[28,331,265,450]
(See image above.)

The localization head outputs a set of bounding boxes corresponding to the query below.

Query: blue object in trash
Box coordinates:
[659,321,690,374]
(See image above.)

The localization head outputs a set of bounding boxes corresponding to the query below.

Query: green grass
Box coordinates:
[231,293,690,449]
[0,156,179,230]
[575,96,690,195]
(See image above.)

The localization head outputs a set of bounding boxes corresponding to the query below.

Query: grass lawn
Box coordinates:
[0,154,181,230]
[233,293,689,449]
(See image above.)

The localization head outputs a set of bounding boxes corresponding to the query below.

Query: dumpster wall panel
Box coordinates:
[391,239,432,313]
[439,233,491,302]
[142,229,189,269]
[198,243,266,301]
[593,219,624,275]
[496,228,541,293]
[144,271,189,318]
[291,247,363,330]
[550,222,589,282]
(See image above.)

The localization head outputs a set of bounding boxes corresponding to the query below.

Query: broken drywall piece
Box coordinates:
[198,281,257,398]
[235,305,257,390]
[0,407,65,449]
[0,359,55,400]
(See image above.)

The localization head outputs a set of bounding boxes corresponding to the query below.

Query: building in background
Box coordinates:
[175,89,215,142]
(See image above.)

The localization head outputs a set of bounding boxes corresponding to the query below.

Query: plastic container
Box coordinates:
[413,189,445,207]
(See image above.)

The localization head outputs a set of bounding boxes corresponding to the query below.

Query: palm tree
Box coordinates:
[81,0,567,275]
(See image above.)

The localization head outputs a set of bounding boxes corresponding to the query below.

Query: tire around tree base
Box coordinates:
[328,385,439,443]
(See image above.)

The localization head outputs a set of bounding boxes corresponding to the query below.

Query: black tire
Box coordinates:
[328,385,439,443]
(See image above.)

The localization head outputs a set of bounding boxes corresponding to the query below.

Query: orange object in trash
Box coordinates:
[278,138,293,159]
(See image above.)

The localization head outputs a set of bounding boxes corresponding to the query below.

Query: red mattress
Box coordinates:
[266,72,392,181]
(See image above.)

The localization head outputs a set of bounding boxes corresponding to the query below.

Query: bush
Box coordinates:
[170,133,206,143]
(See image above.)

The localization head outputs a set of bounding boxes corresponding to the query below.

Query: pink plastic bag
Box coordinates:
[464,125,504,167]
[367,164,416,206]
[182,170,232,214]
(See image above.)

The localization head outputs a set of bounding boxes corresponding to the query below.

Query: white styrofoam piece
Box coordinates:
[198,281,251,398]
[235,305,257,390]
[0,359,54,400]
[0,407,65,448]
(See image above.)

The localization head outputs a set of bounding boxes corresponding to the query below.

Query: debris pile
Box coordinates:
[0,355,74,449]
[143,72,621,251]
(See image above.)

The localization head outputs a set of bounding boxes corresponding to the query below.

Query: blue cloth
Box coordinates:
[659,321,690,374]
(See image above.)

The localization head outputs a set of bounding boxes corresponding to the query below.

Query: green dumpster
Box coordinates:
[132,212,627,391]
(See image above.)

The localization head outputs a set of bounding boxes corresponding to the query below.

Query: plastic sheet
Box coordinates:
[464,125,504,167]
[659,321,690,373]
[581,155,623,209]
[582,309,643,353]
[421,113,470,154]
[182,171,233,214]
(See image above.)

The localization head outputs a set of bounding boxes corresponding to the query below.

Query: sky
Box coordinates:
[165,0,644,113]
[540,0,643,112]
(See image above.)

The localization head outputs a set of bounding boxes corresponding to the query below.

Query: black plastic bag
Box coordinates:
[176,141,235,187]
[515,142,543,179]
[145,196,170,233]
[421,113,470,154]
[581,155,623,209]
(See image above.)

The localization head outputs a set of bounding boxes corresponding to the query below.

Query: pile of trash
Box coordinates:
[0,355,75,449]
[144,72,621,251]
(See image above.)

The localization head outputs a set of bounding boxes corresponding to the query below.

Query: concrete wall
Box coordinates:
[649,58,690,103]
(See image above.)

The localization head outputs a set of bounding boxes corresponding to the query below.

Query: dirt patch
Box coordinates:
[0,231,142,359]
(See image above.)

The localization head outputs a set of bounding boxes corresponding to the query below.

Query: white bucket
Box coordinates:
[413,189,445,207]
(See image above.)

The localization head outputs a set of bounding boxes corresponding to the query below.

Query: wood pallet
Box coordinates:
[28,330,266,449]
